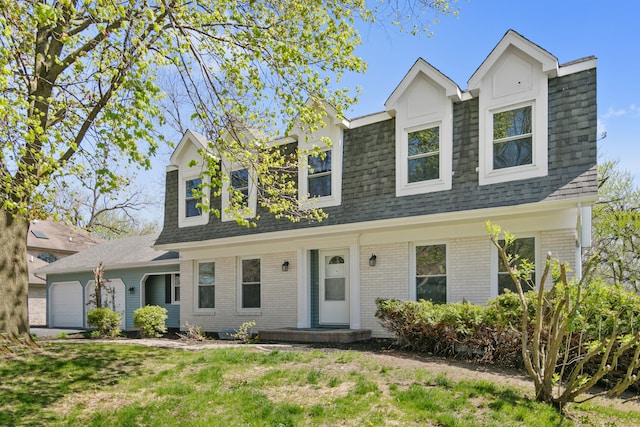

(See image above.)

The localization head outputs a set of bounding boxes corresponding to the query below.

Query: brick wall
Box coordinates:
[449,236,494,304]
[179,252,297,333]
[360,243,410,337]
[540,229,578,281]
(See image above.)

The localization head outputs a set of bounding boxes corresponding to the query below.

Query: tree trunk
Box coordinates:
[0,210,31,336]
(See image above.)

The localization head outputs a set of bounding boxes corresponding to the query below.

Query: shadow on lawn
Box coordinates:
[0,343,169,426]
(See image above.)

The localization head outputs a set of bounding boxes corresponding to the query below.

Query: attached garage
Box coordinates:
[49,281,84,328]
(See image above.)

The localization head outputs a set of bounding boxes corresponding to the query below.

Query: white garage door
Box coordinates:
[50,281,84,328]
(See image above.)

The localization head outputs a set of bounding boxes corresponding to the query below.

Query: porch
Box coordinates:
[258,327,371,344]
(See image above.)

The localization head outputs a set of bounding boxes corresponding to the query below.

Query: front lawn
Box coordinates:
[1,342,638,426]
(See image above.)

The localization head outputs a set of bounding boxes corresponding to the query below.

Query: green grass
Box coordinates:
[1,342,639,426]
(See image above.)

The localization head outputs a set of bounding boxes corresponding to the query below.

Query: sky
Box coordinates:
[142,0,640,222]
[342,0,640,182]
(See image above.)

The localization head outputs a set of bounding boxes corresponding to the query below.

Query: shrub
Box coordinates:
[133,305,168,338]
[231,321,257,343]
[177,321,207,342]
[488,221,640,410]
[86,308,121,338]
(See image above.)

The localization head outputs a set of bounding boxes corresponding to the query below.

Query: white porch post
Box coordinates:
[296,247,310,328]
[349,241,361,329]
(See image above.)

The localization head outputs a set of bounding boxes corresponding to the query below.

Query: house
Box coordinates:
[37,234,180,330]
[27,219,102,326]
[154,30,597,339]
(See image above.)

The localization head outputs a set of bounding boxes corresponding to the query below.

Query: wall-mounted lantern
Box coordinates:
[282,261,290,272]
[369,254,377,267]
[128,286,135,294]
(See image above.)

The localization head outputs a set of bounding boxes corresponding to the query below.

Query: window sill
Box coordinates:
[178,214,209,228]
[300,194,341,209]
[479,163,547,186]
[397,177,452,197]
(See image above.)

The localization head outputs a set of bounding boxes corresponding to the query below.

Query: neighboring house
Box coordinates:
[37,234,180,330]
[154,30,598,338]
[27,219,102,326]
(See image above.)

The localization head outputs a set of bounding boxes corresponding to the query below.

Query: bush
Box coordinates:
[86,308,121,338]
[133,305,168,338]
[377,278,640,406]
[375,298,515,363]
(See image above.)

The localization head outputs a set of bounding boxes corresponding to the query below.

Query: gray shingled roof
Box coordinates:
[28,219,103,253]
[36,234,178,275]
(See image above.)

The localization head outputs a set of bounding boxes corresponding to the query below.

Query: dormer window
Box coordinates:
[408,126,440,182]
[308,150,332,197]
[171,131,211,228]
[222,165,257,222]
[469,31,557,186]
[231,169,250,207]
[492,105,533,170]
[185,178,202,218]
[385,59,460,198]
[295,103,343,209]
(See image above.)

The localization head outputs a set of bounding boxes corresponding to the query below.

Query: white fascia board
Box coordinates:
[386,58,462,108]
[469,30,558,90]
[348,111,393,129]
[155,195,597,253]
[558,57,597,77]
[169,130,209,166]
[40,258,180,276]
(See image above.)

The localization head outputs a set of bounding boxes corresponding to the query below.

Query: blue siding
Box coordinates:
[46,263,179,330]
[310,250,319,327]
[144,274,180,328]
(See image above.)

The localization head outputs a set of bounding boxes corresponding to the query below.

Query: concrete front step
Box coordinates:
[258,328,371,344]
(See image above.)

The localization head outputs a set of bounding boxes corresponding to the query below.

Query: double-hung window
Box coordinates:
[172,274,181,304]
[241,258,261,309]
[308,150,332,198]
[185,178,202,218]
[498,237,535,295]
[197,262,215,309]
[415,244,447,303]
[408,126,440,183]
[493,106,533,170]
[230,168,249,207]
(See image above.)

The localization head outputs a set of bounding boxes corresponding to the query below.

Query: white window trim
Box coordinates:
[490,233,539,299]
[397,120,453,196]
[221,162,258,222]
[171,273,180,305]
[298,138,343,209]
[479,100,547,185]
[409,241,449,303]
[194,261,215,313]
[237,256,262,314]
[178,172,210,228]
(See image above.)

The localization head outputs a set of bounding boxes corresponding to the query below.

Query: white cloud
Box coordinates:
[601,106,627,119]
[597,118,606,135]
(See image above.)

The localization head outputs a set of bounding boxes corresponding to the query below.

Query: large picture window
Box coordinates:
[308,150,332,198]
[241,258,261,309]
[185,178,202,218]
[493,106,533,170]
[408,126,440,183]
[415,244,446,303]
[498,237,535,295]
[197,262,215,309]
